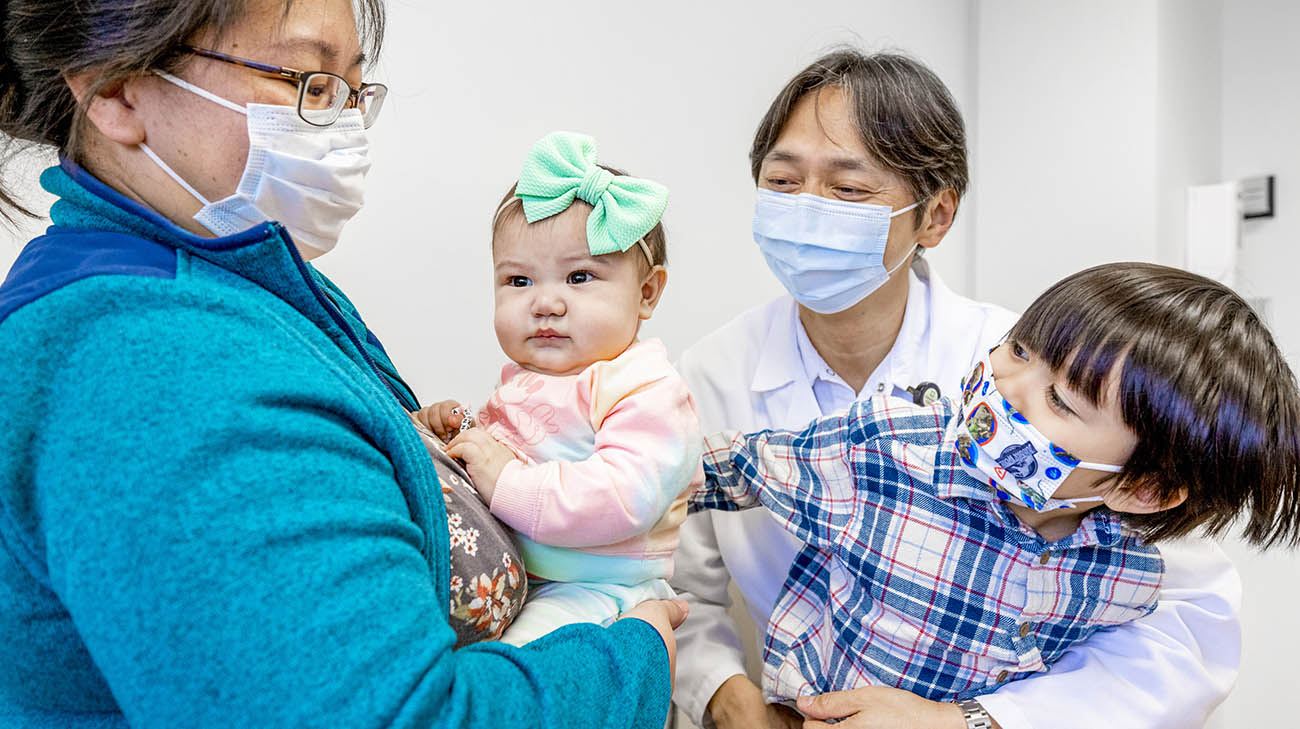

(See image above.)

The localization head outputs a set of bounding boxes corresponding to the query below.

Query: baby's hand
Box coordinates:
[446,429,517,505]
[414,400,472,443]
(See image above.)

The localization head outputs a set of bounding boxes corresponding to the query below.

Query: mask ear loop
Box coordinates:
[883,243,920,278]
[1052,495,1107,509]
[1076,461,1125,473]
[888,200,920,218]
[153,71,249,116]
[138,143,212,206]
[879,198,925,275]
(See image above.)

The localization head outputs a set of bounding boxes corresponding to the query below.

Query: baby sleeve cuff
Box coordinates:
[488,459,543,534]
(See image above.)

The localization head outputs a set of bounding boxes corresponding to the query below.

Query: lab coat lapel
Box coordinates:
[749,298,824,427]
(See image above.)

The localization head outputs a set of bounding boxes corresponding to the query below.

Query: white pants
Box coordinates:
[500,578,677,646]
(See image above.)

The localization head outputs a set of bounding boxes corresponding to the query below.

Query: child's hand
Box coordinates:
[414,400,471,443]
[446,429,517,504]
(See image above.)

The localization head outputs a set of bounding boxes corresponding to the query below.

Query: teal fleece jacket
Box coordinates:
[0,161,671,728]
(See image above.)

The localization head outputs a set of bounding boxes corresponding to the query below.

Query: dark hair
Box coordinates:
[0,0,386,223]
[491,165,668,269]
[1009,262,1300,547]
[750,48,968,227]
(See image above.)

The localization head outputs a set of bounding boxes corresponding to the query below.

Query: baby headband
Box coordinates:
[511,131,668,266]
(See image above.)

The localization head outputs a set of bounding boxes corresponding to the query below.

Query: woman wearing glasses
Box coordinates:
[0,1,684,727]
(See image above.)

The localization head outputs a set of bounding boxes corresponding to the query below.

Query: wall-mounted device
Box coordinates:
[1240,175,1275,219]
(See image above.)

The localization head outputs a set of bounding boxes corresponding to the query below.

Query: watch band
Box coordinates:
[957,699,994,729]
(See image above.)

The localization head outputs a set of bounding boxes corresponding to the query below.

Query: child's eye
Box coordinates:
[1011,341,1030,361]
[1046,385,1077,416]
[505,275,531,287]
[567,271,593,285]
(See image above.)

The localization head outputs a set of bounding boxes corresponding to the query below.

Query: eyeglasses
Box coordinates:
[182,45,387,128]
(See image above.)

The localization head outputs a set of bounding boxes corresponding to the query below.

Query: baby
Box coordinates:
[418,132,703,646]
[690,262,1300,707]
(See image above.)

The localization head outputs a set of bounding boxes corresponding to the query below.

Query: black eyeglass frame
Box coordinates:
[181,44,387,128]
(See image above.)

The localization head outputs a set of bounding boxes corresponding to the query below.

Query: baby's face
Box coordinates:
[492,205,653,376]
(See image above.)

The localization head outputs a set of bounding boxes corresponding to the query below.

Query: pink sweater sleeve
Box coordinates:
[489,355,703,549]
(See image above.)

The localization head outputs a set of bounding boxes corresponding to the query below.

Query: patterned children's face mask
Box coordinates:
[954,348,1124,511]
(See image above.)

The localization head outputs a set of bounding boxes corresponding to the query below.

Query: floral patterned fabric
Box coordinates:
[414,424,527,647]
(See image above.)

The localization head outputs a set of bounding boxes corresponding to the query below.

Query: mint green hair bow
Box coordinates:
[515,131,668,263]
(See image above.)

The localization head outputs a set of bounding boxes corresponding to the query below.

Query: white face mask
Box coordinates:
[752,189,919,314]
[954,349,1123,511]
[139,71,372,256]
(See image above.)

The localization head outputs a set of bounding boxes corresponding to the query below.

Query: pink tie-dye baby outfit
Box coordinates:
[479,339,704,644]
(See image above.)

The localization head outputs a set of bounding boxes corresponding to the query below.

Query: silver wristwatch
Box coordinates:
[957,699,994,729]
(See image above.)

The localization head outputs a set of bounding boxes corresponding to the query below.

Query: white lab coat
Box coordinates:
[671,259,1241,729]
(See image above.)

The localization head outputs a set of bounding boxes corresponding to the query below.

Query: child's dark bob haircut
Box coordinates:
[1009,262,1300,547]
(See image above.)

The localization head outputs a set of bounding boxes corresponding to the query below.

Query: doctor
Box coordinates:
[671,49,1241,729]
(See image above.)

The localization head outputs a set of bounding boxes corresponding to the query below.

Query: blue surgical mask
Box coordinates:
[752,189,920,314]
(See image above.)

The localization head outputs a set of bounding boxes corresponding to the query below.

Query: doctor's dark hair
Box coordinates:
[1009,262,1300,547]
[750,49,967,228]
[0,0,386,223]
[491,165,668,270]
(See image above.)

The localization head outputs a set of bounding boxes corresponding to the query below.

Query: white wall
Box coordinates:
[971,0,1226,301]
[1209,0,1300,725]
[1156,0,1224,268]
[974,0,1227,313]
[973,0,1160,312]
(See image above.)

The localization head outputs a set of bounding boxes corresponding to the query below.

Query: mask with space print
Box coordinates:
[954,349,1123,511]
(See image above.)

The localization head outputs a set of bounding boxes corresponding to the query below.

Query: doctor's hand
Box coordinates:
[618,599,690,689]
[446,429,516,504]
[414,400,470,443]
[796,686,972,729]
[707,675,803,729]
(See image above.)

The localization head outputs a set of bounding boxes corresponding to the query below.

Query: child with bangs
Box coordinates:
[689,262,1300,713]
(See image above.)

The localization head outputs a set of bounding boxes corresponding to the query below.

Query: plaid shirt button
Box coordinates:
[1018,622,1032,638]
[996,670,1009,683]
[1038,551,1051,565]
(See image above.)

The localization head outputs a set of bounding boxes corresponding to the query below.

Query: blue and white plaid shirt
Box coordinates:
[691,395,1163,703]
